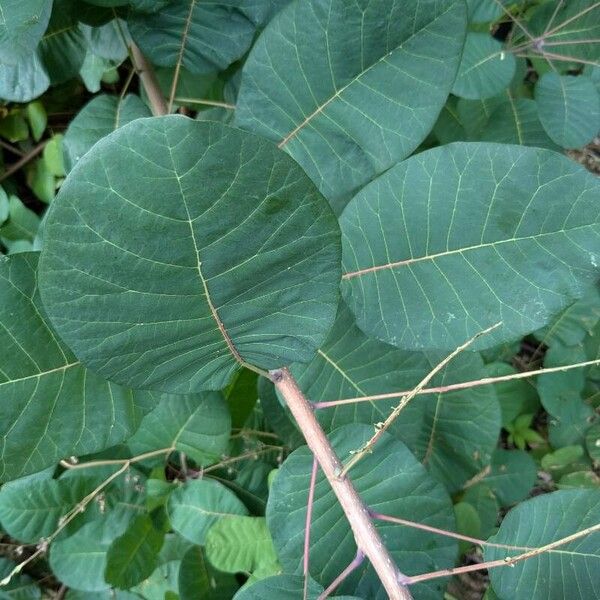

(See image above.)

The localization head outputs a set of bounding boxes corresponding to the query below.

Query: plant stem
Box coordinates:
[270,368,412,600]
[130,43,168,117]
[340,323,501,477]
[318,549,365,600]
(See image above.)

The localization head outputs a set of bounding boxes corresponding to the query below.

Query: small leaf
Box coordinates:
[541,445,585,473]
[42,134,66,177]
[462,484,499,538]
[167,479,248,545]
[178,546,239,600]
[558,471,600,490]
[105,514,165,589]
[205,516,279,577]
[482,449,537,508]
[485,490,600,600]
[128,392,231,466]
[536,73,600,149]
[454,501,481,554]
[452,33,516,99]
[25,101,47,142]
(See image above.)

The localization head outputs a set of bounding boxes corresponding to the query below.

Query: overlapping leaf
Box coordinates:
[235,0,467,213]
[291,303,501,491]
[39,116,341,393]
[341,143,600,352]
[0,253,154,481]
[268,424,457,599]
[485,490,600,600]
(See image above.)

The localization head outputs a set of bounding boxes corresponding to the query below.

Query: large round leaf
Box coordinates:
[39,116,341,393]
[341,143,600,352]
[535,73,600,149]
[0,253,154,482]
[268,423,457,600]
[0,0,53,65]
[0,51,50,103]
[291,303,501,492]
[235,0,467,213]
[485,490,600,600]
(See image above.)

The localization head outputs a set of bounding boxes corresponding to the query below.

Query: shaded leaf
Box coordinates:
[178,546,239,600]
[482,449,537,508]
[452,33,515,99]
[536,73,600,149]
[0,52,49,103]
[40,116,341,393]
[167,479,248,545]
[128,392,230,466]
[105,514,165,589]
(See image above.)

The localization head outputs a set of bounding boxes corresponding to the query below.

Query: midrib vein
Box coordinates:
[343,222,595,279]
[278,5,455,148]
[0,362,80,387]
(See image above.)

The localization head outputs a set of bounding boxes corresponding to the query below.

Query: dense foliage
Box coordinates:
[0,1,599,599]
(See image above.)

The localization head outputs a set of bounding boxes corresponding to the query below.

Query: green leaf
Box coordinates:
[340,143,600,352]
[50,521,115,592]
[454,501,481,554]
[0,477,91,543]
[0,558,41,600]
[127,1,257,74]
[81,19,128,62]
[167,479,248,545]
[79,53,113,93]
[485,490,600,600]
[482,449,537,508]
[462,484,499,538]
[536,73,600,149]
[479,96,558,150]
[0,0,52,65]
[0,253,155,481]
[25,101,47,142]
[452,33,515,99]
[105,514,165,589]
[178,546,239,600]
[38,0,87,84]
[205,516,279,577]
[268,423,457,599]
[26,158,55,203]
[291,303,501,492]
[433,96,467,145]
[541,445,585,473]
[466,0,520,24]
[128,392,231,466]
[235,0,467,213]
[586,423,600,463]
[558,471,600,489]
[62,94,151,172]
[0,52,50,103]
[484,363,539,427]
[0,114,29,143]
[225,369,258,429]
[39,116,341,394]
[42,134,66,177]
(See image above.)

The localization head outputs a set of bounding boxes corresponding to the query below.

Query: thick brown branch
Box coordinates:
[130,43,168,117]
[270,368,412,600]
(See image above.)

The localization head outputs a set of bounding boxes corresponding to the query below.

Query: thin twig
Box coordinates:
[318,549,365,600]
[270,368,412,600]
[0,141,46,183]
[312,357,600,410]
[202,445,284,474]
[405,522,600,585]
[304,457,319,600]
[0,139,25,157]
[543,1,600,38]
[174,98,235,110]
[339,323,501,477]
[59,447,173,470]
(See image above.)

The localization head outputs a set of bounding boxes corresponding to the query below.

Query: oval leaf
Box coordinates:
[39,116,341,393]
[485,490,600,600]
[341,143,600,351]
[235,0,467,212]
